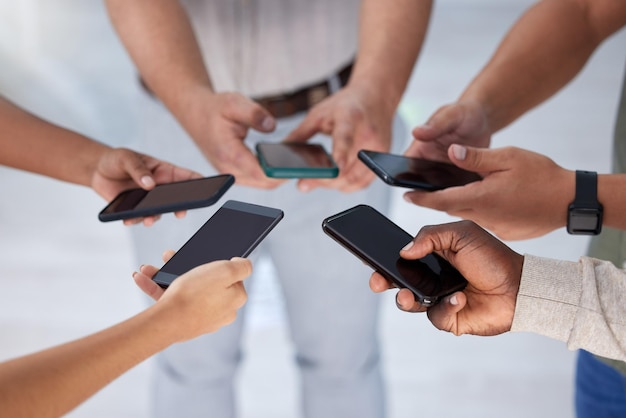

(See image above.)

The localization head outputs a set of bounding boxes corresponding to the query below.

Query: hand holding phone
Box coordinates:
[256,142,338,178]
[322,204,467,307]
[98,175,234,222]
[358,149,480,191]
[153,200,283,288]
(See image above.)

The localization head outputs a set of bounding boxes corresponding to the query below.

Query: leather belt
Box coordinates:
[252,62,353,118]
[139,61,353,119]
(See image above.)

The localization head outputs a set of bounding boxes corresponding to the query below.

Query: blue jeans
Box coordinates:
[575,350,626,418]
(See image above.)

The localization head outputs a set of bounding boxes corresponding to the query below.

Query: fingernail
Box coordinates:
[401,241,414,251]
[132,271,137,278]
[403,193,412,203]
[262,117,275,131]
[449,294,458,306]
[141,176,155,188]
[450,144,467,161]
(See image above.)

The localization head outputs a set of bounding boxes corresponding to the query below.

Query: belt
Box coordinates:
[253,62,353,118]
[139,61,353,119]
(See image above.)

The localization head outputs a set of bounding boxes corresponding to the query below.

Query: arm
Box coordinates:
[409,0,626,161]
[105,0,281,189]
[369,221,626,361]
[0,96,201,225]
[404,145,626,240]
[286,0,432,192]
[513,255,626,362]
[0,258,250,418]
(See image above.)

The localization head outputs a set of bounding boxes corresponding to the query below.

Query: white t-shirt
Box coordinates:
[181,0,360,97]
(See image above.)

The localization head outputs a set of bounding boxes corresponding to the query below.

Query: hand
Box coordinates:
[404,145,575,240]
[132,251,251,341]
[407,100,492,162]
[369,220,524,336]
[285,85,394,192]
[91,148,202,226]
[181,88,284,189]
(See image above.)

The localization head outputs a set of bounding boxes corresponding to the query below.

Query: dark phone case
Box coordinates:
[322,204,467,307]
[98,175,235,222]
[256,142,339,179]
[358,150,480,191]
[152,200,284,288]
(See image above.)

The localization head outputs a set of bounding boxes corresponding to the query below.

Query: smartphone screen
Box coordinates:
[256,142,338,178]
[98,175,234,222]
[358,150,481,191]
[152,200,283,288]
[322,204,467,307]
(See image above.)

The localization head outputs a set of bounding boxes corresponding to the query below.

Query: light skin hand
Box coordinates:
[369,220,524,336]
[404,144,575,241]
[407,100,492,162]
[181,88,284,189]
[91,147,202,226]
[133,253,252,340]
[284,86,394,193]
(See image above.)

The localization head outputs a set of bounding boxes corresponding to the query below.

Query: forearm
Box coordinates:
[0,304,180,418]
[460,0,626,132]
[349,0,432,113]
[0,97,109,186]
[512,254,626,361]
[105,0,212,124]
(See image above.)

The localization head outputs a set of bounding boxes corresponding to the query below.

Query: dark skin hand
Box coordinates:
[369,220,524,336]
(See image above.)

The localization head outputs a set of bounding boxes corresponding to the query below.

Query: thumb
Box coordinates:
[225,96,276,133]
[448,144,503,173]
[121,151,156,190]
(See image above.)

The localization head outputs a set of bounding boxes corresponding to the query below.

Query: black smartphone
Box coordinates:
[322,204,467,307]
[256,142,339,178]
[358,149,481,191]
[152,200,283,288]
[98,175,235,222]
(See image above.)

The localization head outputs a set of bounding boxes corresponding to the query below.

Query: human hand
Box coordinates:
[132,251,251,341]
[284,85,394,192]
[181,88,284,189]
[404,145,574,240]
[369,220,523,336]
[91,148,203,226]
[407,100,492,162]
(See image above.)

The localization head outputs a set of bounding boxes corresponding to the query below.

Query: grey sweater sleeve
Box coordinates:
[511,254,626,361]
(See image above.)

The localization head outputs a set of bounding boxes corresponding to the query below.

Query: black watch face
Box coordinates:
[567,207,603,235]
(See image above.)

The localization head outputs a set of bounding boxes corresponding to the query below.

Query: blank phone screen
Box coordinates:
[154,201,283,287]
[258,143,335,168]
[323,205,466,304]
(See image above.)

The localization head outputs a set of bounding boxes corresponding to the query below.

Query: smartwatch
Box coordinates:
[567,170,603,235]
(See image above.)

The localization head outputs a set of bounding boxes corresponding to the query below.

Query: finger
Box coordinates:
[412,104,462,142]
[133,270,165,301]
[174,210,187,219]
[369,272,394,293]
[224,96,275,133]
[447,144,507,174]
[284,112,325,143]
[395,288,427,313]
[403,186,476,213]
[161,249,176,263]
[120,150,157,190]
[330,119,355,169]
[426,291,466,335]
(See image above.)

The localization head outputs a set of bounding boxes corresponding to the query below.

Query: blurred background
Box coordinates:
[0,1,624,417]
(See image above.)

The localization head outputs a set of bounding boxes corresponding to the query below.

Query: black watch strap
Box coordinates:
[567,170,603,235]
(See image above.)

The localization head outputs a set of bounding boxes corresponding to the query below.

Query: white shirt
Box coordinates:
[181,0,360,97]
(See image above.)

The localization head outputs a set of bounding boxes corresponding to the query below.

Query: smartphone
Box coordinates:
[322,204,467,307]
[98,175,235,222]
[152,200,283,288]
[256,142,339,178]
[358,149,481,191]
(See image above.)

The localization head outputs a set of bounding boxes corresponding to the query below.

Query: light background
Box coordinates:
[0,1,625,417]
